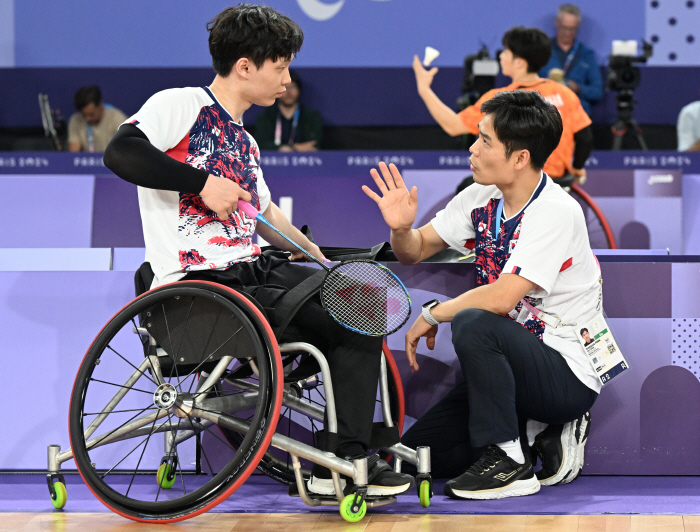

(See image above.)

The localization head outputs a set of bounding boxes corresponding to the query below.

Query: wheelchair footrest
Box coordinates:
[287,482,392,502]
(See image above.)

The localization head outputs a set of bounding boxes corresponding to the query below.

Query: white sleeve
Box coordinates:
[430,186,480,251]
[257,169,271,213]
[124,88,206,152]
[503,200,574,295]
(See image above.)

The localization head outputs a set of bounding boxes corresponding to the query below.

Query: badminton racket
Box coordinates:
[238,200,411,336]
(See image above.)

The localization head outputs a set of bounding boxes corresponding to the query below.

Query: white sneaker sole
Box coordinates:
[307,477,412,497]
[449,475,541,500]
[539,412,591,486]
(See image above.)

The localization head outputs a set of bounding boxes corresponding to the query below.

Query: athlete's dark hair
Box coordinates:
[74,85,102,111]
[480,90,563,170]
[580,328,589,336]
[501,27,552,73]
[207,4,304,76]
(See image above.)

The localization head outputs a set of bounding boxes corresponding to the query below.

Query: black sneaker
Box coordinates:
[307,454,414,496]
[534,411,591,486]
[444,445,540,500]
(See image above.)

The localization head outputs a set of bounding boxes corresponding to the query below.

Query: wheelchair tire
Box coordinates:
[69,281,283,523]
[224,340,405,485]
[569,184,617,249]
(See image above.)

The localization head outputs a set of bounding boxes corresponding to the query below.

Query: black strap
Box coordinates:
[368,422,401,449]
[272,269,326,338]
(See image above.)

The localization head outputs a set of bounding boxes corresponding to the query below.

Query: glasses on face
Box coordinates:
[558,25,579,32]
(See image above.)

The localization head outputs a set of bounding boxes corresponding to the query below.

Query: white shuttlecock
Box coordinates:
[423,46,440,67]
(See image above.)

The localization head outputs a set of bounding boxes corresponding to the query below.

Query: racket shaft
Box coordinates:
[239,201,327,269]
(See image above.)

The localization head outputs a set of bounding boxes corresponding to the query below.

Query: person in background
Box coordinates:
[539,4,603,115]
[677,91,700,152]
[413,27,593,183]
[67,85,127,152]
[254,70,322,151]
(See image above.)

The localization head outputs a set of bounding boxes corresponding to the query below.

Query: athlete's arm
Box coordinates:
[412,56,469,137]
[105,124,209,192]
[104,124,251,219]
[404,273,537,371]
[256,202,325,262]
[432,273,536,321]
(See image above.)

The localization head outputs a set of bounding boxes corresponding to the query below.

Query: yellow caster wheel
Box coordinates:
[51,481,67,510]
[419,479,431,508]
[157,463,176,489]
[339,494,367,522]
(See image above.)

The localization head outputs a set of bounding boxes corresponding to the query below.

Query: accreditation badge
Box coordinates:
[577,313,629,386]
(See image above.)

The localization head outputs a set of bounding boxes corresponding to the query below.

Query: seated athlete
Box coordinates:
[363,91,601,499]
[413,26,593,182]
[104,3,413,497]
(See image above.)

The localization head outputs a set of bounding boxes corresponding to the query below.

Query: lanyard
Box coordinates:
[494,197,504,243]
[274,106,300,146]
[562,41,580,74]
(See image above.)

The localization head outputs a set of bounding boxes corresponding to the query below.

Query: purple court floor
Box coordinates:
[2,474,700,515]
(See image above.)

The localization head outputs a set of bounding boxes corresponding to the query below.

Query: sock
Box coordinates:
[526,420,549,447]
[496,438,525,464]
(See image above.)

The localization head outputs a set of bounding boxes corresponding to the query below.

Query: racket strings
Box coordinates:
[321,261,411,336]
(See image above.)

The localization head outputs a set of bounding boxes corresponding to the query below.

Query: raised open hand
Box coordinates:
[412,55,439,96]
[362,162,418,232]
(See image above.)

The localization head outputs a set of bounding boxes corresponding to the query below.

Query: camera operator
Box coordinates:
[539,4,603,115]
[413,27,593,181]
[677,90,700,152]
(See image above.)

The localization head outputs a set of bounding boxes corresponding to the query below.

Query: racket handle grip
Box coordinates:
[238,200,259,219]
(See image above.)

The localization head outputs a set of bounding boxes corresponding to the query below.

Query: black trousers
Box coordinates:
[183,255,383,458]
[401,308,598,478]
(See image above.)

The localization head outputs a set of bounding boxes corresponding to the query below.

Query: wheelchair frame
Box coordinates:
[46,280,432,523]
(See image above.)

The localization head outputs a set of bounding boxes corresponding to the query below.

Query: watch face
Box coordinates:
[422,299,439,309]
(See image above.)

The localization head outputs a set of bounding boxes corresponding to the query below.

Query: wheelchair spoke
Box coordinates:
[175,327,244,390]
[154,414,186,502]
[89,378,153,395]
[106,344,158,387]
[183,410,217,477]
[84,407,157,416]
[125,410,161,497]
[88,405,160,449]
[100,415,171,480]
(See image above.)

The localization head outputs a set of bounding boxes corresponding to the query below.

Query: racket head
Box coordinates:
[320,259,412,336]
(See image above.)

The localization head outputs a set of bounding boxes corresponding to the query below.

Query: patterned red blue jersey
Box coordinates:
[126,87,272,287]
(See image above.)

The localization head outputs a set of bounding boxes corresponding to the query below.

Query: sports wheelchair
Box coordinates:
[46,261,432,523]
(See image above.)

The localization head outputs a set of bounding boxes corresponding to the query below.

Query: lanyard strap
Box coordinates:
[274,106,300,146]
[562,41,580,74]
[494,197,504,242]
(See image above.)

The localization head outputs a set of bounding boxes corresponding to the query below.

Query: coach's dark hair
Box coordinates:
[207,4,303,76]
[480,91,563,170]
[502,27,551,73]
[74,85,102,111]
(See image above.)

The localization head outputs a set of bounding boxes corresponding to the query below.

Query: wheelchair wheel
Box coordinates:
[69,281,283,522]
[569,184,617,249]
[222,340,405,485]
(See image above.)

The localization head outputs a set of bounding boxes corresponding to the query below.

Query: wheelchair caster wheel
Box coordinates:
[50,481,67,510]
[157,463,176,489]
[339,494,366,522]
[419,479,431,508]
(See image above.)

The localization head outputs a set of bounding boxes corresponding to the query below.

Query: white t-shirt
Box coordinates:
[431,173,602,393]
[125,87,271,288]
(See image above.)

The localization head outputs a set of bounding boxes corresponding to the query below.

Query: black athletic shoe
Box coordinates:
[444,445,540,500]
[307,454,414,496]
[534,411,591,486]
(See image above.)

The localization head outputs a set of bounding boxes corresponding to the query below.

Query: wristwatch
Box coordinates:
[421,299,441,326]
